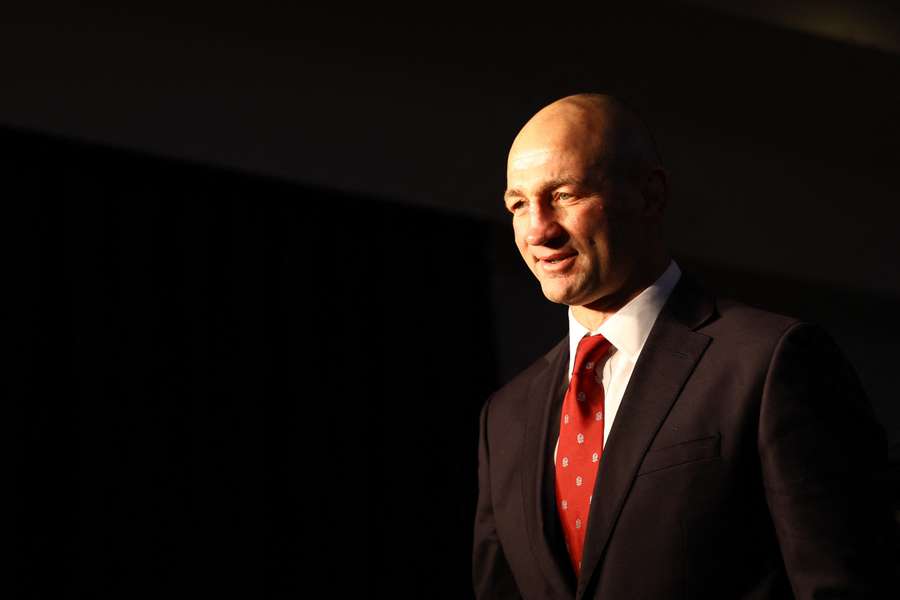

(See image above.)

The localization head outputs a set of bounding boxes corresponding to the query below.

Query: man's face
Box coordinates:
[504,121,649,309]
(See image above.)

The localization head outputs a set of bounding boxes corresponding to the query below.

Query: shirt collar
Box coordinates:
[567,260,682,377]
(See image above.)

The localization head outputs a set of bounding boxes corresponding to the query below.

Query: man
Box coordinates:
[472,93,894,599]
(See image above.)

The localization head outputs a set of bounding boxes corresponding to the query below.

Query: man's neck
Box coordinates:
[571,256,672,331]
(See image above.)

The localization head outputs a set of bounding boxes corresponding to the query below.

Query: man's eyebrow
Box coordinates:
[503,178,588,202]
[543,177,587,190]
[503,188,525,202]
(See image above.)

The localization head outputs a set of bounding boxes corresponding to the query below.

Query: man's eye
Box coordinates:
[556,193,575,202]
[509,201,525,213]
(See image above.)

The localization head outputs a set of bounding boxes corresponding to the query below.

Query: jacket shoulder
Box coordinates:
[704,297,803,343]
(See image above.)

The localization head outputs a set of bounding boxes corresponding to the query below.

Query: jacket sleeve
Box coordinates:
[472,395,524,600]
[758,322,898,598]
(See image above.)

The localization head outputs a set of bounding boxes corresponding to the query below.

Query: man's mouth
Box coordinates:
[537,252,577,271]
[538,252,576,263]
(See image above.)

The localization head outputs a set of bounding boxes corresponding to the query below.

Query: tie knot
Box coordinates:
[573,333,612,374]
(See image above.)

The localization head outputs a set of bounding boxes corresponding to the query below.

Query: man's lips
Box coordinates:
[536,251,577,264]
[536,252,577,272]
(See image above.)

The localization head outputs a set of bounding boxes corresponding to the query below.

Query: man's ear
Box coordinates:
[641,167,669,218]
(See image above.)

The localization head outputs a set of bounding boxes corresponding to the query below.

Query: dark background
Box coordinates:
[7,2,899,598]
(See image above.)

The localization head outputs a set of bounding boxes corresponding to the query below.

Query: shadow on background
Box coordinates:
[8,126,898,598]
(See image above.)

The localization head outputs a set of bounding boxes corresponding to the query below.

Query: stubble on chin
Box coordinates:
[538,274,587,306]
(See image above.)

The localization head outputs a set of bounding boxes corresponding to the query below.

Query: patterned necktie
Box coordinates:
[555,333,613,577]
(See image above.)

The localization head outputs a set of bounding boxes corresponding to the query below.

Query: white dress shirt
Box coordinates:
[555,260,682,462]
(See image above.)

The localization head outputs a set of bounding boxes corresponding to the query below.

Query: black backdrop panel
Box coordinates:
[6,129,496,599]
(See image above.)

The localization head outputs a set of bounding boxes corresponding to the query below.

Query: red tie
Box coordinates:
[555,333,612,577]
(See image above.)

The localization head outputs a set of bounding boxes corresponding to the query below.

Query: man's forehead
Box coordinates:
[506,140,598,180]
[509,127,604,171]
[508,147,555,172]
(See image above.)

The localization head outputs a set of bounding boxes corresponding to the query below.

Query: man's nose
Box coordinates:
[525,203,563,246]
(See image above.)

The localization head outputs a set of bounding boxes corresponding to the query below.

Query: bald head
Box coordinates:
[504,93,671,325]
[509,93,661,183]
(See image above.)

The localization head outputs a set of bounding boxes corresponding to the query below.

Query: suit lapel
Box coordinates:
[576,275,716,599]
[521,337,577,598]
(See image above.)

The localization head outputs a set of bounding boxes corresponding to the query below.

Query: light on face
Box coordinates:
[508,148,553,172]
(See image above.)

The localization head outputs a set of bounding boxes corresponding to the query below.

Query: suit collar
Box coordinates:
[659,270,717,332]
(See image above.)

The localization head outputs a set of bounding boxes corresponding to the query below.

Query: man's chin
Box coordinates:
[539,284,582,306]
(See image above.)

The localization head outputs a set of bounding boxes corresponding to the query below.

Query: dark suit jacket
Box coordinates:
[473,274,895,599]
